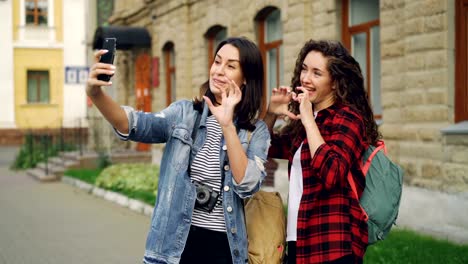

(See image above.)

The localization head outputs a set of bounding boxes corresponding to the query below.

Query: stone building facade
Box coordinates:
[100,0,468,192]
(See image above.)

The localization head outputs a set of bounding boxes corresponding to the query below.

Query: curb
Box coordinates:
[62,176,154,217]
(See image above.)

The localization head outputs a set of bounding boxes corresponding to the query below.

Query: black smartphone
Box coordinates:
[97,37,116,82]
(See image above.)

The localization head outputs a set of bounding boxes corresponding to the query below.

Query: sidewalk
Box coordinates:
[397,185,468,244]
[0,147,150,264]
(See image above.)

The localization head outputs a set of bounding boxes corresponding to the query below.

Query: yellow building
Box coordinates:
[13,0,64,129]
[1,0,88,144]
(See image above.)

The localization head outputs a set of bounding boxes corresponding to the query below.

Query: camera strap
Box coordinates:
[188,105,202,173]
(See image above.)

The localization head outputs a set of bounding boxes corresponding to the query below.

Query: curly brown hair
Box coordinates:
[285,39,381,145]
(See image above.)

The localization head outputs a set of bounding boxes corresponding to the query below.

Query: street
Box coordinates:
[0,147,150,264]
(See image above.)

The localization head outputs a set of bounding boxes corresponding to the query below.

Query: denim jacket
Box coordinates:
[115,100,270,264]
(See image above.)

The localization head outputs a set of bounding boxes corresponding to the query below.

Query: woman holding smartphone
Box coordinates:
[87,37,269,264]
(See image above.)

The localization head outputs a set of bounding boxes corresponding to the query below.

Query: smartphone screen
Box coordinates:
[97,38,116,82]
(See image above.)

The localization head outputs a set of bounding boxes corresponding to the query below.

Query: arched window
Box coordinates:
[343,0,381,120]
[163,42,176,106]
[205,25,227,74]
[256,7,283,101]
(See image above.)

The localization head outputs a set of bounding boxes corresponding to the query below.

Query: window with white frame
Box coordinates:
[19,0,55,42]
[27,70,50,103]
[25,0,48,26]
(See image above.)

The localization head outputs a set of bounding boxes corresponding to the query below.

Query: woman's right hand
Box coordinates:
[86,49,115,97]
[267,86,299,120]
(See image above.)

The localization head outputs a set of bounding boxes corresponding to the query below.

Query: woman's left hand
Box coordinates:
[295,86,315,127]
[203,78,242,128]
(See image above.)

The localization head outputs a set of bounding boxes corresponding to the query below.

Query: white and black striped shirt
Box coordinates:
[190,115,226,232]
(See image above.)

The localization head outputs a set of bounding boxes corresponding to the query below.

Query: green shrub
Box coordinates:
[96,152,112,170]
[95,163,159,197]
[11,134,76,170]
[64,168,102,184]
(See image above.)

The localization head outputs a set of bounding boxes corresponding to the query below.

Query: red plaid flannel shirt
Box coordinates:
[269,103,369,264]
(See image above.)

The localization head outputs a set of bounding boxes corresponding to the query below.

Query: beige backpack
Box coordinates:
[245,190,286,264]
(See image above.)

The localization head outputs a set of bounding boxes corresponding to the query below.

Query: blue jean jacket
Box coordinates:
[115,100,270,264]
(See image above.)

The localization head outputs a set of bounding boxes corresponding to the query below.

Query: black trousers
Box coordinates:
[180,225,232,264]
[287,241,296,264]
[286,241,362,264]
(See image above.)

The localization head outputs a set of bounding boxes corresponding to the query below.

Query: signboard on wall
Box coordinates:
[65,66,89,84]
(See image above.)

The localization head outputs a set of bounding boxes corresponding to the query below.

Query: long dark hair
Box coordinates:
[286,39,381,145]
[194,37,264,131]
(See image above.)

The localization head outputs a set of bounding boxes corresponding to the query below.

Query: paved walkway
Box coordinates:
[398,185,468,244]
[0,147,150,264]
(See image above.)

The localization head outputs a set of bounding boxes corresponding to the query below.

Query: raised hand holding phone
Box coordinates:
[85,37,128,134]
[97,38,116,82]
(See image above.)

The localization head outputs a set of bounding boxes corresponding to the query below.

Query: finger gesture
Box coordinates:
[294,86,315,127]
[204,78,242,128]
[268,86,299,120]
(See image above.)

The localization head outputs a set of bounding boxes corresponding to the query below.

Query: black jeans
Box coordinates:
[287,241,296,264]
[180,225,232,264]
[286,241,362,264]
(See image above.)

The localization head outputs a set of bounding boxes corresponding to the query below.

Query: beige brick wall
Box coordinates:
[107,0,468,192]
[144,0,342,111]
[380,0,468,192]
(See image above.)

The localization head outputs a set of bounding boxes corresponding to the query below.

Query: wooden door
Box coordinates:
[135,53,151,151]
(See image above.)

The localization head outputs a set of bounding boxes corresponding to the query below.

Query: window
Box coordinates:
[27,70,50,103]
[256,7,283,100]
[455,0,468,122]
[205,26,227,74]
[97,0,114,27]
[256,7,283,187]
[25,0,48,25]
[163,42,176,106]
[343,0,381,119]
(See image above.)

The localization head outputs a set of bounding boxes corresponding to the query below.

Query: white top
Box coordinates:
[287,111,318,242]
[286,143,303,242]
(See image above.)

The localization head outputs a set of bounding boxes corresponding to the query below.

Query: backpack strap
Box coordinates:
[347,140,390,222]
[361,140,386,175]
[347,140,387,222]
[347,172,369,221]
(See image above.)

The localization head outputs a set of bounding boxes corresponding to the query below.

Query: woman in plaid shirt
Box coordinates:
[264,40,381,264]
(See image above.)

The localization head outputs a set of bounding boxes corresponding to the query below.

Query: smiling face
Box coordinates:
[300,50,336,112]
[209,44,245,102]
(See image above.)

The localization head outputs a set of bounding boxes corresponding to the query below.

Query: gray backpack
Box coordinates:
[348,140,404,244]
